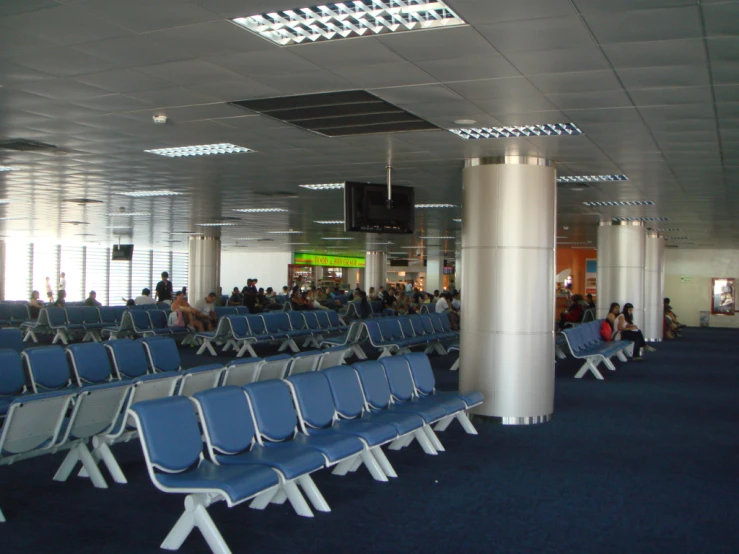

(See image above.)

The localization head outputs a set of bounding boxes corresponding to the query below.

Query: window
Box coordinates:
[60,245,84,301]
[3,242,32,300]
[85,247,110,306]
[132,249,153,300]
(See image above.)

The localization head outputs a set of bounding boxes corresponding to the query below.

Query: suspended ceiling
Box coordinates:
[0,0,737,258]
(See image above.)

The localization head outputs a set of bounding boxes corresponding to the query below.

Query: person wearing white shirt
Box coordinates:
[193,292,217,330]
[58,272,66,293]
[135,288,157,305]
[435,293,450,313]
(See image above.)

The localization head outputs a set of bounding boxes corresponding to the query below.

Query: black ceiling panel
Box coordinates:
[230,90,440,137]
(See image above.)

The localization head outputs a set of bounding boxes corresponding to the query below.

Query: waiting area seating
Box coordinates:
[363,313,458,358]
[561,320,634,380]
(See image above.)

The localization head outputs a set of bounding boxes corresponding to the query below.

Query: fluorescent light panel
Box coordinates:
[450,123,582,140]
[415,204,456,208]
[421,236,454,240]
[0,166,17,172]
[145,143,253,157]
[118,190,182,197]
[106,212,151,216]
[299,183,344,190]
[232,1,466,47]
[267,230,302,234]
[321,237,353,240]
[558,241,592,245]
[452,218,462,223]
[614,217,669,222]
[583,200,654,207]
[0,200,9,204]
[558,175,628,183]
[233,208,288,213]
[314,220,344,224]
[196,222,238,227]
[656,228,680,232]
[104,226,132,229]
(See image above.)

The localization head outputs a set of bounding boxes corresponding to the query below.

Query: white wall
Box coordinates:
[220,251,292,294]
[664,249,739,328]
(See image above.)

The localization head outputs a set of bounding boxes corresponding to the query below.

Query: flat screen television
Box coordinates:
[344,181,414,234]
[111,244,134,261]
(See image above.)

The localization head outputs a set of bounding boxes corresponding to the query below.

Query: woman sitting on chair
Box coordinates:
[615,303,649,361]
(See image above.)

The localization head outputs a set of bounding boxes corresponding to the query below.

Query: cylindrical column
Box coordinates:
[188,236,221,304]
[0,240,5,301]
[644,231,665,342]
[454,244,462,293]
[459,156,556,424]
[364,251,386,292]
[596,222,647,327]
[425,248,443,293]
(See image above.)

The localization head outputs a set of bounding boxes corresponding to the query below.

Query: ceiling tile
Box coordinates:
[333,62,436,88]
[125,87,219,107]
[14,78,109,101]
[703,2,739,37]
[528,70,622,94]
[370,84,463,105]
[0,0,58,17]
[72,36,195,67]
[629,86,714,106]
[290,38,404,69]
[602,38,707,68]
[445,77,542,99]
[450,0,575,24]
[68,93,154,112]
[207,50,324,78]
[475,93,558,114]
[187,0,304,19]
[582,6,703,44]
[546,90,633,110]
[618,65,711,90]
[75,69,175,93]
[377,27,495,63]
[70,0,218,33]
[505,46,611,74]
[715,85,739,103]
[0,45,119,77]
[185,78,281,102]
[415,54,520,82]
[476,16,596,54]
[250,71,355,96]
[145,21,275,57]
[136,60,244,86]
[711,62,739,85]
[573,0,697,12]
[707,38,739,63]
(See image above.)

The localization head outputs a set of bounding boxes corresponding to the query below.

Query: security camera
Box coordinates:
[152,114,168,125]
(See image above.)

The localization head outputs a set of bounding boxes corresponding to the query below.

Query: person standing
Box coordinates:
[155,271,173,304]
[58,272,66,294]
[45,277,54,302]
[405,280,413,298]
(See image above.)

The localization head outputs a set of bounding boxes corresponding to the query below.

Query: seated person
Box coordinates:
[559,294,585,329]
[615,303,650,361]
[585,294,596,310]
[170,291,205,332]
[663,298,685,339]
[83,290,102,307]
[435,292,451,313]
[228,287,243,306]
[135,288,157,305]
[291,291,311,311]
[29,290,44,318]
[193,292,217,331]
[53,289,66,308]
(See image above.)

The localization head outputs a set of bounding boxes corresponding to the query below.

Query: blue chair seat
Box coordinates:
[148,328,173,336]
[386,401,448,424]
[82,323,108,330]
[446,390,484,408]
[0,397,13,416]
[65,324,85,330]
[292,432,364,464]
[416,394,468,415]
[361,411,425,435]
[309,419,398,447]
[156,460,279,504]
[216,443,326,481]
[168,326,188,334]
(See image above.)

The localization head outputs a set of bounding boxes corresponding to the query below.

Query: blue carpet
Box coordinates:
[1,329,738,553]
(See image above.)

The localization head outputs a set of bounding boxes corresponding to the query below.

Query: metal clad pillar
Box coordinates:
[459,156,556,424]
[596,222,647,327]
[365,251,386,292]
[188,235,221,304]
[425,248,443,293]
[644,231,665,342]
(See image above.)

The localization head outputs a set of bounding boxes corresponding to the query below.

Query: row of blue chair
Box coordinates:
[0,303,31,326]
[21,306,128,344]
[196,311,346,358]
[131,352,483,553]
[363,313,459,357]
[561,320,634,380]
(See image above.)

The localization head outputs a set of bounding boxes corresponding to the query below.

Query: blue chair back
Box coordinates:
[409,315,427,336]
[99,307,120,324]
[378,318,403,341]
[65,307,85,325]
[363,320,384,344]
[437,312,453,332]
[148,310,170,330]
[141,337,181,372]
[129,397,202,473]
[0,328,24,353]
[235,307,250,315]
[0,349,26,396]
[66,342,114,385]
[81,306,101,324]
[193,386,255,455]
[287,311,306,331]
[420,315,436,335]
[286,372,336,429]
[106,339,149,379]
[428,313,445,333]
[0,304,12,321]
[23,345,72,391]
[322,366,366,418]
[9,303,29,321]
[258,354,292,381]
[245,314,268,335]
[379,356,415,402]
[46,307,67,327]
[130,310,152,331]
[326,311,342,328]
[264,313,291,334]
[243,380,297,442]
[228,315,249,338]
[352,361,392,411]
[215,307,237,319]
[397,316,416,339]
[403,353,437,395]
[302,311,322,332]
[314,310,332,330]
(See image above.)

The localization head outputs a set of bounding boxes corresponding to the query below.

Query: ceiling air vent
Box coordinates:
[230,90,439,137]
[65,198,103,205]
[0,139,59,152]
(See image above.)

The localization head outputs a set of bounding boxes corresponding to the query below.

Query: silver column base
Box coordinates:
[645,338,663,343]
[475,414,553,425]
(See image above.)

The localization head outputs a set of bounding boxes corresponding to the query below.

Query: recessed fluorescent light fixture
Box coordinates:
[613,217,669,222]
[452,219,462,223]
[400,246,421,249]
[558,175,628,183]
[450,123,583,140]
[583,200,654,207]
[196,222,238,227]
[118,190,183,197]
[667,236,689,240]
[233,238,272,241]
[557,236,568,239]
[421,236,454,240]
[655,228,680,232]
[106,212,151,217]
[144,143,253,157]
[299,183,344,190]
[0,166,17,172]
[0,217,26,221]
[0,199,9,204]
[415,204,456,208]
[314,220,344,224]
[558,241,592,245]
[170,232,202,236]
[367,241,394,245]
[286,242,310,245]
[232,1,467,47]
[321,237,353,240]
[104,226,133,230]
[267,230,302,234]
[233,208,288,213]
[453,119,476,125]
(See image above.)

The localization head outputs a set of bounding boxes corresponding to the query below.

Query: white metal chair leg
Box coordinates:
[456,412,479,435]
[161,495,231,554]
[574,359,604,380]
[423,425,445,452]
[378,348,392,358]
[449,357,460,371]
[0,507,5,523]
[331,456,355,476]
[23,329,38,343]
[348,455,363,472]
[616,350,628,362]
[248,488,279,510]
[434,415,454,432]
[388,436,406,450]
[95,439,128,484]
[270,488,288,504]
[236,342,257,358]
[287,339,300,353]
[555,345,567,360]
[54,442,109,489]
[370,447,398,478]
[282,480,314,518]
[222,339,235,353]
[351,344,368,360]
[360,450,388,482]
[603,356,617,371]
[413,428,438,455]
[297,474,331,513]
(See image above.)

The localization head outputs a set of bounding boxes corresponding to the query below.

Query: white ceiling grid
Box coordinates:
[0,0,736,255]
